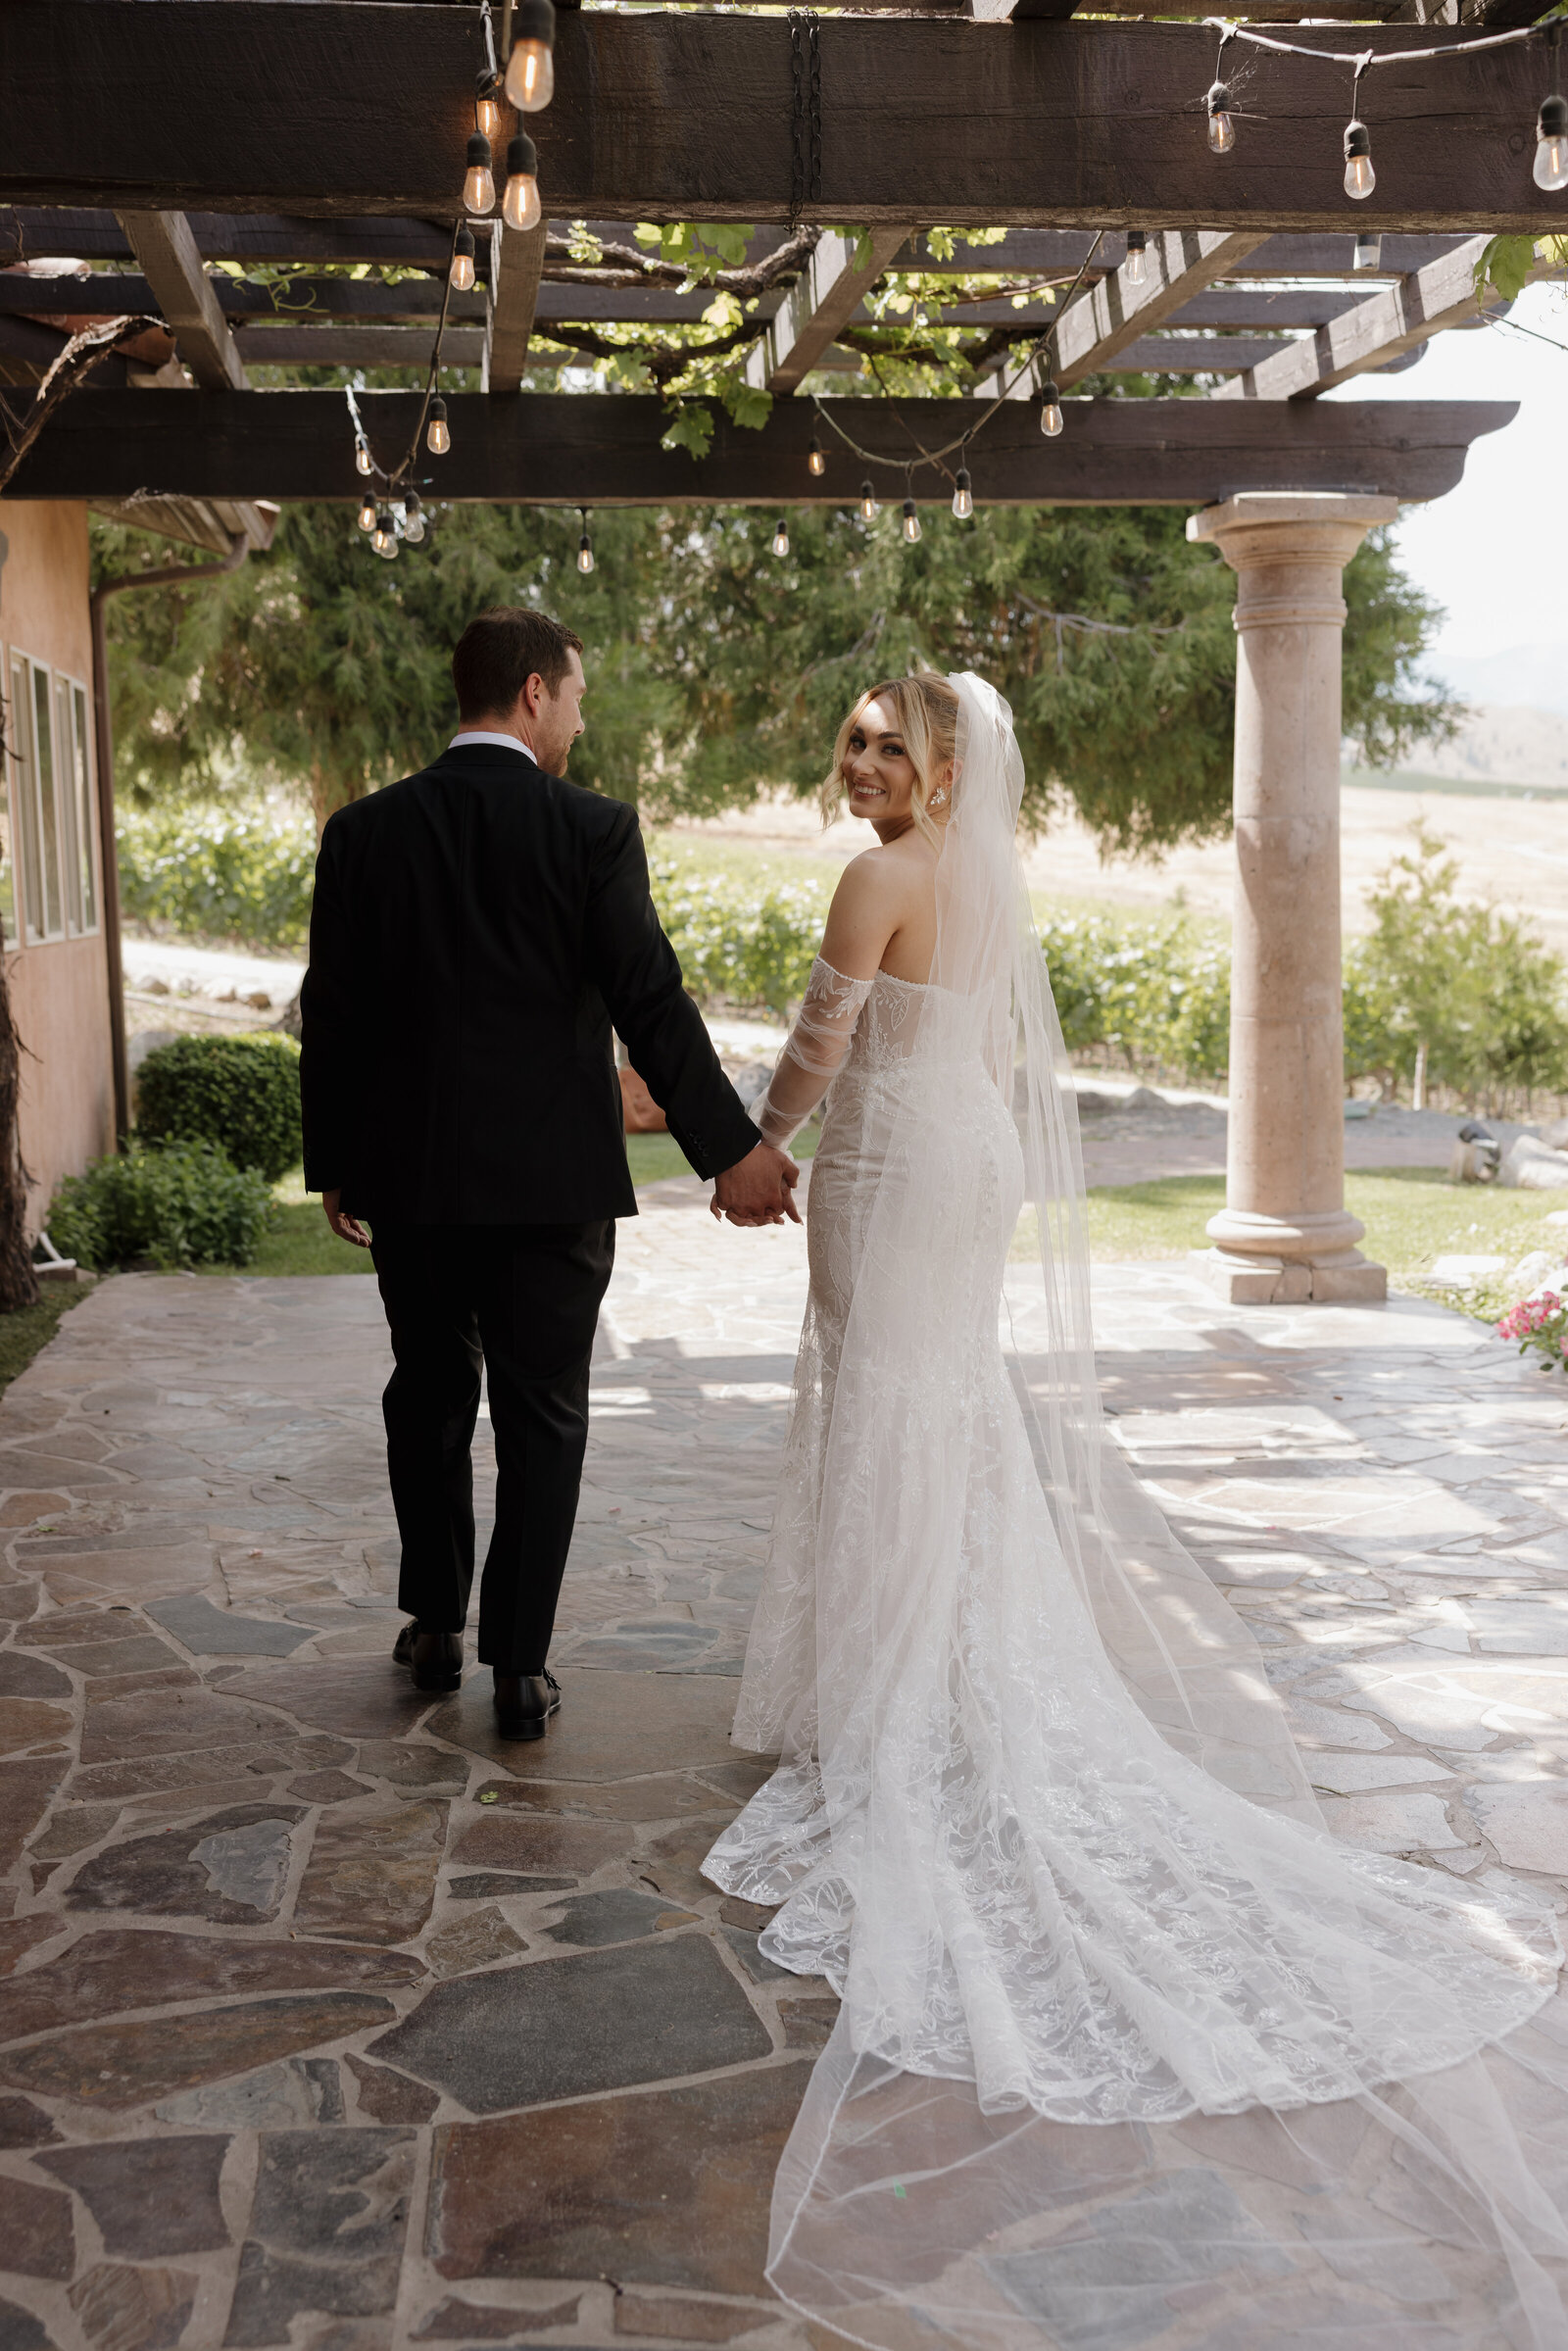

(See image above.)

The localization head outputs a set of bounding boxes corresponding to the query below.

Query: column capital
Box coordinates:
[1186,492,1399,572]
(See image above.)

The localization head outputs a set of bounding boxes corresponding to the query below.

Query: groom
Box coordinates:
[300,608,798,1739]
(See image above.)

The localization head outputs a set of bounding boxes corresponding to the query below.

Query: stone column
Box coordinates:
[1186,492,1396,1306]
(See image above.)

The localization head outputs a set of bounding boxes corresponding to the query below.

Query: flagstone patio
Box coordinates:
[1,1195,1567,2351]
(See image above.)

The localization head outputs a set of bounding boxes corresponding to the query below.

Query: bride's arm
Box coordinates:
[750,854,905,1149]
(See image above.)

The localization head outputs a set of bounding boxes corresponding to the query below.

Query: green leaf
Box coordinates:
[722,381,773,432]
[1476,234,1538,303]
[661,401,714,460]
[633,221,662,248]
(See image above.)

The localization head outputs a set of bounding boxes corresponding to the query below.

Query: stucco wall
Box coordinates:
[0,498,116,1229]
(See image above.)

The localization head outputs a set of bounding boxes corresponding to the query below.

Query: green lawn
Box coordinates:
[1014,1165,1563,1314]
[0,1284,88,1396]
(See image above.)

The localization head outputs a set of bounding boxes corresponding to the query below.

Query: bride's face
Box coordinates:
[842,699,919,825]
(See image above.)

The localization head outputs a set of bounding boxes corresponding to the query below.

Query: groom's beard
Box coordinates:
[534,719,574,774]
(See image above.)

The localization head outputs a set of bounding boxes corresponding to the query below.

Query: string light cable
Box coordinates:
[343,219,464,549]
[1198,12,1568,190]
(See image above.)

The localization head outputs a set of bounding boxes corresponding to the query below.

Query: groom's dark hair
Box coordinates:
[453,608,584,719]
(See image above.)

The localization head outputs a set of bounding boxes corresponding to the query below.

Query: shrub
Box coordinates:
[137,1033,303,1181]
[50,1141,273,1272]
[1038,909,1231,1087]
[650,858,830,1015]
[117,807,317,951]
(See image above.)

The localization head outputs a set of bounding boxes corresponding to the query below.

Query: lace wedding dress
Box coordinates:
[703,674,1568,2350]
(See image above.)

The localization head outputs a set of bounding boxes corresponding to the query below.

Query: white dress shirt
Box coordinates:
[449,731,537,759]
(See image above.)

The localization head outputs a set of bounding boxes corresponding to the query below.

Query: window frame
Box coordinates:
[3,648,98,946]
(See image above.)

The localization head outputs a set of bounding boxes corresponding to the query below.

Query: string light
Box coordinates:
[577,508,595,573]
[464,131,496,216]
[952,466,973,521]
[427,397,451,456]
[503,130,542,232]
[403,492,426,545]
[355,443,373,478]
[1038,375,1064,438]
[371,508,398,557]
[1353,231,1382,270]
[1206,82,1236,154]
[474,71,503,144]
[357,492,377,532]
[859,480,880,522]
[1342,118,1375,200]
[450,225,477,293]
[1538,26,1568,189]
[770,516,790,558]
[1124,230,1148,287]
[901,498,921,545]
[505,0,558,112]
[808,436,825,477]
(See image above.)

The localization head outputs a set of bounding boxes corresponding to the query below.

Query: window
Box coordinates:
[0,667,15,947]
[3,652,98,944]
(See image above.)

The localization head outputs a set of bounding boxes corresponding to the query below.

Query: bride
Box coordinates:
[703,670,1568,2350]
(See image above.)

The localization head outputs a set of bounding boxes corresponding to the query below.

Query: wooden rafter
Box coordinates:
[1212,234,1497,398]
[2,388,1517,508]
[488,223,549,395]
[115,210,247,389]
[745,230,914,397]
[4,7,1566,233]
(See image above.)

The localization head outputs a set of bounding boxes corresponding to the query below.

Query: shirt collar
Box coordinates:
[448,731,537,760]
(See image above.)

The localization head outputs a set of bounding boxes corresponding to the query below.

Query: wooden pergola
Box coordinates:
[2,0,1561,1298]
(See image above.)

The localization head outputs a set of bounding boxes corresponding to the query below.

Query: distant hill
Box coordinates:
[1425,644,1568,718]
[1345,702,1568,799]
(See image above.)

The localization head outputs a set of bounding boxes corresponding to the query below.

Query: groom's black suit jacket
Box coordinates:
[300,743,760,1222]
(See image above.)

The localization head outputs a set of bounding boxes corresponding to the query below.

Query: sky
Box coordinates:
[1324,280,1568,681]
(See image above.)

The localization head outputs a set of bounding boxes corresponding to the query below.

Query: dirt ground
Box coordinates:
[670,777,1568,949]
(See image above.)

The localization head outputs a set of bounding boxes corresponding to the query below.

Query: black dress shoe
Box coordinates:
[493,1668,562,1740]
[392,1622,464,1692]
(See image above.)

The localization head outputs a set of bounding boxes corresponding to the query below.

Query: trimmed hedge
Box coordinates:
[649,857,831,1017]
[137,1033,303,1182]
[50,1141,273,1272]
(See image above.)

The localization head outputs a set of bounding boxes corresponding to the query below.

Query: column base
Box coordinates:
[1191,1247,1388,1306]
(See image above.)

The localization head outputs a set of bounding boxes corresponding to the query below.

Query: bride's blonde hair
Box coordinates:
[820,670,959,846]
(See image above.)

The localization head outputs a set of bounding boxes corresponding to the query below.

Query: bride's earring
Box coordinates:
[930,789,948,808]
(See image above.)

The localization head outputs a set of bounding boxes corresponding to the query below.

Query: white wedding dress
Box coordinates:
[703,675,1568,2351]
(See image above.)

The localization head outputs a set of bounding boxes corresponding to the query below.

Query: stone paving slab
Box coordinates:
[0,1215,1564,2348]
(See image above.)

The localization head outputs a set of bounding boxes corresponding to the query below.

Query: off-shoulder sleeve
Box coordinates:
[751,956,874,1149]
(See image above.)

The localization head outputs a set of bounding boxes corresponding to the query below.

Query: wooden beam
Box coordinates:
[4,7,1566,233]
[2,388,1517,508]
[1213,234,1492,398]
[114,211,247,388]
[1105,335,1293,372]
[234,326,486,368]
[0,273,491,324]
[1054,230,1269,386]
[3,209,457,269]
[1164,288,1376,329]
[488,224,549,395]
[745,229,913,396]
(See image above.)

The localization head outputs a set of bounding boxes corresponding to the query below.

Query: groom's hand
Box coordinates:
[321,1189,372,1249]
[710,1141,801,1228]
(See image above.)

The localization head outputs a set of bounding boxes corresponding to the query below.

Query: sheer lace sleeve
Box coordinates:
[751,956,874,1149]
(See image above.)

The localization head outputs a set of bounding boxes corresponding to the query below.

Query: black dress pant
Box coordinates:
[371,1220,615,1674]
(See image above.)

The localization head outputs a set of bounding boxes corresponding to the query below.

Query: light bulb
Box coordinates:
[474,73,502,144]
[808,436,825,478]
[503,131,541,233]
[1124,229,1147,287]
[1353,231,1382,270]
[1039,377,1064,438]
[859,480,880,522]
[402,493,425,545]
[450,226,476,293]
[505,0,557,112]
[357,494,377,533]
[464,133,495,216]
[355,444,373,478]
[770,518,790,559]
[1206,83,1235,155]
[577,533,595,575]
[371,509,396,555]
[1536,95,1568,191]
[901,498,921,545]
[1343,121,1375,200]
[952,466,973,521]
[426,398,450,456]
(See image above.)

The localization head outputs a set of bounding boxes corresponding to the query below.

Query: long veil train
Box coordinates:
[704,673,1568,2348]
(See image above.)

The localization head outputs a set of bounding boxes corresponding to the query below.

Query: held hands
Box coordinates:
[710,1140,802,1229]
[321,1189,372,1249]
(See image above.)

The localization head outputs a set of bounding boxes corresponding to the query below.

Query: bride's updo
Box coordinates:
[821,670,959,844]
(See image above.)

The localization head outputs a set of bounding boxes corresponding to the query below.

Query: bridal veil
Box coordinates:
[710,672,1568,2350]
